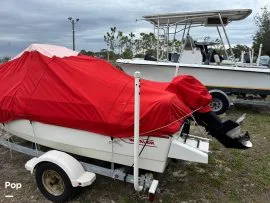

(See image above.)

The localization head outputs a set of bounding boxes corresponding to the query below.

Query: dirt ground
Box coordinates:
[0,106,269,203]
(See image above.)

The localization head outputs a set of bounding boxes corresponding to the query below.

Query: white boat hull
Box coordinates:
[1,120,209,173]
[117,59,270,94]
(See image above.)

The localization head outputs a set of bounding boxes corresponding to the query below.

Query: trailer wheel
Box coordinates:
[35,162,77,202]
[210,92,230,115]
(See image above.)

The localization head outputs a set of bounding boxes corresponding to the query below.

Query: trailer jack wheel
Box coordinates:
[35,162,78,202]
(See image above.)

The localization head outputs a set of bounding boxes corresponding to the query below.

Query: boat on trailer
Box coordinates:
[117,9,270,114]
[0,44,252,202]
[1,119,210,173]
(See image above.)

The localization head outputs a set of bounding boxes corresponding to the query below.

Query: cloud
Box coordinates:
[0,0,268,57]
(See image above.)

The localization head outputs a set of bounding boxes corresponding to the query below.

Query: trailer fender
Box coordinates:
[25,150,96,187]
[209,89,230,103]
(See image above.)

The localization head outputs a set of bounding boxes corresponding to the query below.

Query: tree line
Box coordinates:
[103,27,162,60]
[253,7,270,56]
[0,56,11,63]
[81,28,169,60]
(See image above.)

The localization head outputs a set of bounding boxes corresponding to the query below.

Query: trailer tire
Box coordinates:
[210,92,230,115]
[35,162,77,202]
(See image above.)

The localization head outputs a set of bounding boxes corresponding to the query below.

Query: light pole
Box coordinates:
[68,17,79,51]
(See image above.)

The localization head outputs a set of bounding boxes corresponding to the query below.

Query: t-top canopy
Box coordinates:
[143,9,252,26]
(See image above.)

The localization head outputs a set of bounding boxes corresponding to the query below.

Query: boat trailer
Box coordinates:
[0,128,160,202]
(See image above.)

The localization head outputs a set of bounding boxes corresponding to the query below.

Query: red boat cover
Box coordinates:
[0,49,211,138]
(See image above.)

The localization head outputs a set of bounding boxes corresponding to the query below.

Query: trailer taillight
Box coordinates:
[148,193,155,202]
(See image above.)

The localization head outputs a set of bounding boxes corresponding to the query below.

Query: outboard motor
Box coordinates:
[192,111,252,149]
[168,53,180,62]
[144,54,157,61]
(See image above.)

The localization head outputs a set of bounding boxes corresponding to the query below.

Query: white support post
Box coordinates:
[175,66,180,77]
[241,51,244,64]
[134,71,143,192]
[257,44,263,66]
[249,49,252,66]
[251,48,254,65]
[218,13,235,61]
[157,18,160,60]
[167,19,170,60]
[216,26,229,59]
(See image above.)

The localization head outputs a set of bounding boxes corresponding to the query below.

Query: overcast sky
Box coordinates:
[0,0,269,57]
